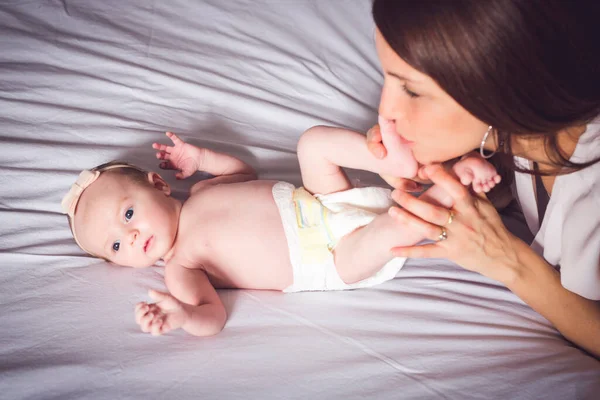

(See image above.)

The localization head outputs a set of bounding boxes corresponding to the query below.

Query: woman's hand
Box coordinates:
[366,123,425,192]
[388,164,525,284]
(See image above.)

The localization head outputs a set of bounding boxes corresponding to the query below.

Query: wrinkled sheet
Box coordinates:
[1,1,598,399]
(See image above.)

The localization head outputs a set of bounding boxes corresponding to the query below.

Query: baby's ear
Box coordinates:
[147,172,171,196]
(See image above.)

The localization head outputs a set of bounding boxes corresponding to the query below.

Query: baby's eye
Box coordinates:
[113,240,120,252]
[125,207,134,221]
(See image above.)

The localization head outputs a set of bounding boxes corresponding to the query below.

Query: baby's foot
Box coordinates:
[378,115,418,178]
[453,153,501,193]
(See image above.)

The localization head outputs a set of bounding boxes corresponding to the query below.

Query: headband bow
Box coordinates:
[61,169,100,218]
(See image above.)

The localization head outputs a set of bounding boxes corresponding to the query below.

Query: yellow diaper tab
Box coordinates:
[292,187,337,264]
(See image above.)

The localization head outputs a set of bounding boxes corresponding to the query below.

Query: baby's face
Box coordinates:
[74,172,181,268]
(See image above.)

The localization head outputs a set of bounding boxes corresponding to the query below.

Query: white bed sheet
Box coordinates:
[1,1,598,399]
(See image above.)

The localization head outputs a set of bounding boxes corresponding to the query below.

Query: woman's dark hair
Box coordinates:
[373,0,600,176]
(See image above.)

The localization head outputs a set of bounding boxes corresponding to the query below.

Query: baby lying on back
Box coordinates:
[62,121,500,336]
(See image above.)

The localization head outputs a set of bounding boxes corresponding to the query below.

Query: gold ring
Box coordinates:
[445,210,455,226]
[438,227,448,241]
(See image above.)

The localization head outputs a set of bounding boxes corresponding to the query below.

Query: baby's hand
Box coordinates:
[134,290,188,336]
[452,152,501,193]
[152,132,204,179]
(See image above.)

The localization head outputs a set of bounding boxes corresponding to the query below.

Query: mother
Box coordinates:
[367,0,600,357]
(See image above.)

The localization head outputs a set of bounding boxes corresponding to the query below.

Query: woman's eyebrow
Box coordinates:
[386,71,423,84]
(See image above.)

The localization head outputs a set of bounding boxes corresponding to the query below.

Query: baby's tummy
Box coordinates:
[200,186,294,290]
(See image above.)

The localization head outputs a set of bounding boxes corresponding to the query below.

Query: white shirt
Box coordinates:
[513,119,600,300]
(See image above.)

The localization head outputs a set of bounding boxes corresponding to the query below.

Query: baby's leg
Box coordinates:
[297,125,418,196]
[333,152,500,283]
[333,183,453,284]
[452,152,501,193]
[333,211,426,284]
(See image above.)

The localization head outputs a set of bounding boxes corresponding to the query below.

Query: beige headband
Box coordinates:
[61,164,145,255]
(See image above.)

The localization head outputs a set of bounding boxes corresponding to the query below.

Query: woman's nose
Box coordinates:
[379,84,405,121]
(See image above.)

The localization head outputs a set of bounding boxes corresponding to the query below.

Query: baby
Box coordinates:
[62,120,500,337]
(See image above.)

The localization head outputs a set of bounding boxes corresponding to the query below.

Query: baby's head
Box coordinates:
[62,162,181,268]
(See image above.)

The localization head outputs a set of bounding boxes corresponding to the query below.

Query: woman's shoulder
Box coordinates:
[553,122,600,300]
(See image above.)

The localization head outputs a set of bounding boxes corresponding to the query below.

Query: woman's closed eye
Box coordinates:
[402,84,419,98]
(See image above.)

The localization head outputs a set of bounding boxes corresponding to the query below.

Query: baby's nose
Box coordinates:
[128,229,139,245]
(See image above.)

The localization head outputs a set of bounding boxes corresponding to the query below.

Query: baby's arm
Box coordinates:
[135,263,226,337]
[297,125,418,195]
[153,132,256,181]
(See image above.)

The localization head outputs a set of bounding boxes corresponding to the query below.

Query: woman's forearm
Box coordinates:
[506,243,600,358]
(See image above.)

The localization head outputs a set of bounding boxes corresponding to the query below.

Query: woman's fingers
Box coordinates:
[391,243,446,259]
[366,124,387,159]
[392,190,454,228]
[388,206,447,242]
[380,174,422,192]
[421,164,475,213]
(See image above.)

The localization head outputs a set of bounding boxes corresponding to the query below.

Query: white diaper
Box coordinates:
[272,182,406,293]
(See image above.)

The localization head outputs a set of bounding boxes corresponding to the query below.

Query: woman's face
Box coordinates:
[375,29,490,164]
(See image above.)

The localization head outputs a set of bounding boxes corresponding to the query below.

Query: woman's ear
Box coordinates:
[147,172,171,196]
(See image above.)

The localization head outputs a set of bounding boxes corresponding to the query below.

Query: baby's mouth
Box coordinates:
[144,236,154,253]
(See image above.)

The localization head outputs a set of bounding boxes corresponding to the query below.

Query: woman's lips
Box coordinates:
[391,121,414,146]
[398,134,415,146]
[144,236,154,253]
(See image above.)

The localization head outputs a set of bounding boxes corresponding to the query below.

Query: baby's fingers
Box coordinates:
[150,316,165,336]
[139,311,156,332]
[166,131,184,146]
[155,150,172,161]
[135,303,149,324]
[159,160,177,170]
[152,142,172,153]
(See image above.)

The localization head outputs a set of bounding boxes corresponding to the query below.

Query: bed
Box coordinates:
[1,1,599,399]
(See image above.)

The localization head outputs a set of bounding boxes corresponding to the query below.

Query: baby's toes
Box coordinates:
[472,180,483,193]
[493,174,502,184]
[454,167,474,186]
[461,170,474,186]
